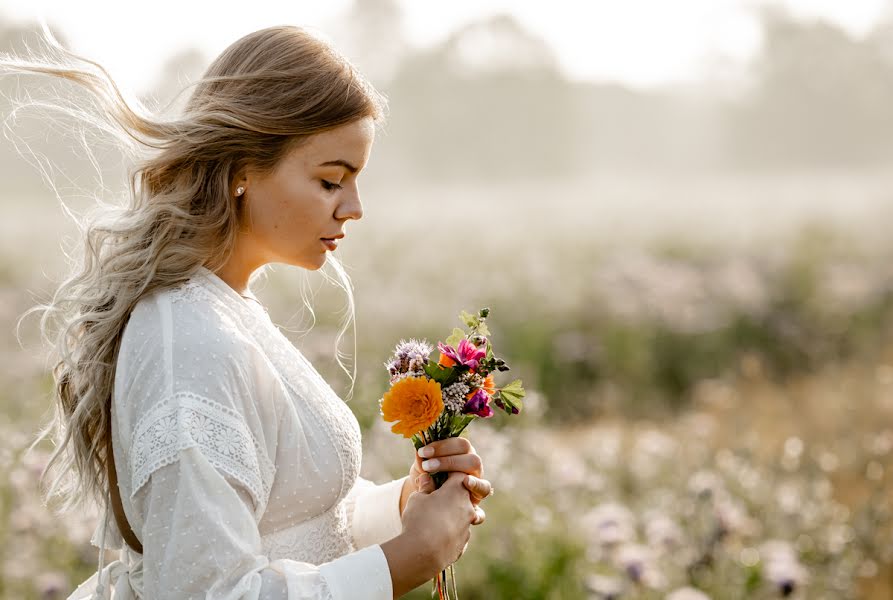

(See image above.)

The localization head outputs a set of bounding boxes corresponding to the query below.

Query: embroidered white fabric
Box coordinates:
[67,266,408,600]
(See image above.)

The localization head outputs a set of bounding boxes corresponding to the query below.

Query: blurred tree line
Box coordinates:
[3,1,893,194]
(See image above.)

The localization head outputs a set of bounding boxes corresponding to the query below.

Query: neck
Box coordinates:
[213,248,264,297]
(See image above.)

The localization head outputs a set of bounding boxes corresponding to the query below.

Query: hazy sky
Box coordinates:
[2,0,890,92]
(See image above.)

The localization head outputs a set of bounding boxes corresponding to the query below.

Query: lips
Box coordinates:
[321,233,344,251]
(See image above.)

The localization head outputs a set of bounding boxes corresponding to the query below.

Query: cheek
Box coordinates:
[259,183,325,237]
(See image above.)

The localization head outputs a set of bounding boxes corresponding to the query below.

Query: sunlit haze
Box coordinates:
[1,0,889,92]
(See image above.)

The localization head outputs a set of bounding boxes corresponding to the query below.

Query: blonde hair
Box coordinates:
[2,23,387,512]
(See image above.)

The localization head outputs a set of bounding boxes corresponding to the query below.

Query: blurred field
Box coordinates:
[0,170,891,599]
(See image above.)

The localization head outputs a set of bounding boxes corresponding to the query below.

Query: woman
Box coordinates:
[3,24,493,599]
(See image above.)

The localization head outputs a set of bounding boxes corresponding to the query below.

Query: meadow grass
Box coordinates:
[1,174,892,598]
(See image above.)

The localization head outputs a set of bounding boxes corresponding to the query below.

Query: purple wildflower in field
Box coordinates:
[688,470,725,499]
[583,502,637,550]
[761,540,809,597]
[645,514,685,553]
[614,543,665,588]
[36,571,68,599]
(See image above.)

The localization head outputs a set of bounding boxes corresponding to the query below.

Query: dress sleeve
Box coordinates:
[135,440,395,599]
[343,475,408,550]
[116,292,396,600]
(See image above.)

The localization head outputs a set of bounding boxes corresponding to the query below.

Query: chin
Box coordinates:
[306,254,328,271]
[282,253,327,271]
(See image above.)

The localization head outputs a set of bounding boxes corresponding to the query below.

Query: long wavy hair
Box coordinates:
[1,23,386,512]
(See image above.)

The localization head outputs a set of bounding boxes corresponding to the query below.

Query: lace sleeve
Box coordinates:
[107,288,395,600]
[343,475,408,550]
[130,390,275,518]
[136,446,394,599]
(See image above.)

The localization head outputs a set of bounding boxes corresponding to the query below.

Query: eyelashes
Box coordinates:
[321,179,343,192]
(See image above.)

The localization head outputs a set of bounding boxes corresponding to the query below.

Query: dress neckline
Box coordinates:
[194,265,269,317]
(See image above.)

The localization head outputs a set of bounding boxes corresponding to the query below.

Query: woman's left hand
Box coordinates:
[407,437,493,524]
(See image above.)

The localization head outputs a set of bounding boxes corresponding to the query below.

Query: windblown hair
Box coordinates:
[2,23,386,512]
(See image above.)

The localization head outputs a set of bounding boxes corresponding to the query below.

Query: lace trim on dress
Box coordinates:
[262,502,354,564]
[130,391,275,517]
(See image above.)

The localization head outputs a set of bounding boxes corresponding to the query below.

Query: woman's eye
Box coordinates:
[321,179,343,192]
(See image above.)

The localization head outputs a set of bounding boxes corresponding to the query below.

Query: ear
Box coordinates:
[230,164,252,198]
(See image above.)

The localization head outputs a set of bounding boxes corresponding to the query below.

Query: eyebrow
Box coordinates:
[318,159,358,174]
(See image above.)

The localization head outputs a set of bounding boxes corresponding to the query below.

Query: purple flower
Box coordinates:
[386,338,432,380]
[462,388,494,418]
[393,338,433,362]
[438,338,486,370]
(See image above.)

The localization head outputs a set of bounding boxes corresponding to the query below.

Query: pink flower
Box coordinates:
[437,339,487,370]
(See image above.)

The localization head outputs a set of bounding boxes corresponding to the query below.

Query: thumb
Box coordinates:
[416,472,435,494]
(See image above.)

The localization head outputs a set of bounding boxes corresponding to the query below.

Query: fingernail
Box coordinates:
[421,458,440,471]
[418,446,433,458]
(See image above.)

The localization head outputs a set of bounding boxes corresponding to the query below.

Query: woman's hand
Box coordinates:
[395,471,478,575]
[406,437,493,525]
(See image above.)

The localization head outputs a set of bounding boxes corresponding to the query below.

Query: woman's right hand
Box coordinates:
[400,470,477,572]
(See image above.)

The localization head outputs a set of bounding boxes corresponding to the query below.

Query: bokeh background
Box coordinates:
[2,1,893,598]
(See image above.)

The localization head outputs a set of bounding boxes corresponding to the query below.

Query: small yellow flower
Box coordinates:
[380,376,444,438]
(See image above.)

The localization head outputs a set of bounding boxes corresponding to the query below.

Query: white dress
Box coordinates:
[67,266,408,600]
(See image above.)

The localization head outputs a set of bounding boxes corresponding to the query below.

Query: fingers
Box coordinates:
[416,472,435,494]
[444,470,468,484]
[462,475,493,503]
[471,505,486,526]
[417,437,473,459]
[420,453,483,477]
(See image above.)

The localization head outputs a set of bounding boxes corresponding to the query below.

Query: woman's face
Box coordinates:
[238,116,375,271]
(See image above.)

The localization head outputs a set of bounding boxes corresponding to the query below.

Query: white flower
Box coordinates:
[584,574,623,599]
[665,587,711,600]
[645,514,685,552]
[154,416,179,446]
[188,413,214,445]
[442,382,471,413]
[614,543,666,589]
[582,502,636,549]
[761,540,809,595]
[216,428,244,457]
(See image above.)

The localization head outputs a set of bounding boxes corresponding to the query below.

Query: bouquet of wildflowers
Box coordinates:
[378,308,524,600]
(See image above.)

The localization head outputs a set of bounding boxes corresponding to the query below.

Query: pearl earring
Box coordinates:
[235,186,245,196]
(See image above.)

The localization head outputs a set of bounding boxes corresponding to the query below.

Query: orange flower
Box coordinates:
[380,376,444,438]
[466,374,496,399]
[438,353,456,367]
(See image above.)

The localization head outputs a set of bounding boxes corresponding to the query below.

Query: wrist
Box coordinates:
[399,475,412,516]
[381,532,440,597]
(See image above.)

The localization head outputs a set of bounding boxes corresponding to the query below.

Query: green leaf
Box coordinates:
[445,328,465,349]
[476,321,491,336]
[498,379,526,411]
[451,414,476,436]
[459,310,477,328]
[423,362,454,384]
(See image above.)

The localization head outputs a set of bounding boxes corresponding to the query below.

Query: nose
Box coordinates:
[335,185,363,221]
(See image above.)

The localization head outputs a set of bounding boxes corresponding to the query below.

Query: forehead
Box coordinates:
[295,117,375,167]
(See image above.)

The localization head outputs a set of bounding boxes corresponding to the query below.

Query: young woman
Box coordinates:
[3,24,493,599]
